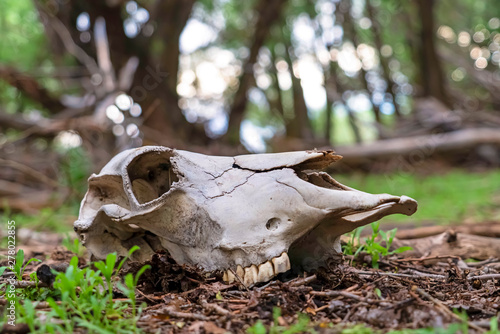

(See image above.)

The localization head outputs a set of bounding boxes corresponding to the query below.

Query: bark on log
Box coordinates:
[392,230,500,260]
[395,222,500,240]
[334,127,500,163]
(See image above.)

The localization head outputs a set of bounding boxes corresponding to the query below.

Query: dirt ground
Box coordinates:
[126,251,499,333]
[6,225,500,334]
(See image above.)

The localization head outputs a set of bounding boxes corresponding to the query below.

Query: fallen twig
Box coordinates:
[157,306,211,321]
[136,288,158,304]
[467,258,499,267]
[201,299,231,316]
[0,280,49,289]
[310,290,391,307]
[229,268,250,292]
[352,269,446,280]
[467,274,500,281]
[287,274,317,287]
[0,299,59,309]
[395,255,461,263]
[383,297,416,310]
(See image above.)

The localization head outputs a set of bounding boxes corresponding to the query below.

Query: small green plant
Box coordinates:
[343,222,412,268]
[61,235,85,257]
[486,316,499,334]
[4,247,150,333]
[343,225,365,256]
[12,249,41,280]
[117,264,151,330]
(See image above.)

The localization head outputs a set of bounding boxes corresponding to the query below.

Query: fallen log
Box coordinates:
[395,222,500,239]
[334,127,500,163]
[392,230,500,260]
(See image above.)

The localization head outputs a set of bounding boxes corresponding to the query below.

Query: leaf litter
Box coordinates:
[2,232,500,333]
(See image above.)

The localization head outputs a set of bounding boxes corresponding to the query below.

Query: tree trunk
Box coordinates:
[267,46,287,121]
[35,0,206,146]
[224,0,287,144]
[415,0,451,107]
[283,43,314,140]
[136,0,201,143]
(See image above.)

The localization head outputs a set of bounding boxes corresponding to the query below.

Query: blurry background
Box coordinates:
[0,0,499,226]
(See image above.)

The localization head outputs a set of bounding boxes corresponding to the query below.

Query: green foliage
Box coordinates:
[0,0,47,66]
[0,248,149,333]
[343,222,412,268]
[0,206,77,235]
[487,316,499,334]
[117,264,151,325]
[0,251,55,301]
[0,0,53,114]
[340,324,378,334]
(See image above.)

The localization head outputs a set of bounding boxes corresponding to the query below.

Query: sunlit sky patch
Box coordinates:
[180,19,218,54]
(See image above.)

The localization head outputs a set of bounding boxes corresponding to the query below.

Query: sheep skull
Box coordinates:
[74,146,417,286]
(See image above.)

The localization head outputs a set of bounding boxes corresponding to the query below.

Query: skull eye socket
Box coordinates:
[127,151,180,204]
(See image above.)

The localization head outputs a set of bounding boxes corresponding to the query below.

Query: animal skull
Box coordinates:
[74,146,417,286]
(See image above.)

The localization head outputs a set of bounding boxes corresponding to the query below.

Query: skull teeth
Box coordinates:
[223,252,290,286]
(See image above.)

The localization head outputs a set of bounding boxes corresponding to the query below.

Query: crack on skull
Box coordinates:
[208,172,256,199]
[204,165,234,180]
[187,183,210,200]
[231,163,283,173]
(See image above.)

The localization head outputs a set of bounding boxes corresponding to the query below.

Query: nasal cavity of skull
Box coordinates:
[128,152,179,204]
[266,218,281,231]
[301,171,348,191]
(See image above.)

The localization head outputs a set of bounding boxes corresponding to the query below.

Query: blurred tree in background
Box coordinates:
[1,0,500,211]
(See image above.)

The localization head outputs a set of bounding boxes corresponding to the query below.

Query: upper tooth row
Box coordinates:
[222,252,291,286]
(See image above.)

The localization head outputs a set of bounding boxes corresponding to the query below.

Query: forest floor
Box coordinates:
[2,222,500,334]
[1,169,500,333]
[129,248,500,334]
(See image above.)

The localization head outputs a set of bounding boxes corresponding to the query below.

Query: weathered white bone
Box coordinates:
[74,146,417,286]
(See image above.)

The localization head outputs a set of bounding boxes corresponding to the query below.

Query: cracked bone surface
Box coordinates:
[74,146,417,286]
